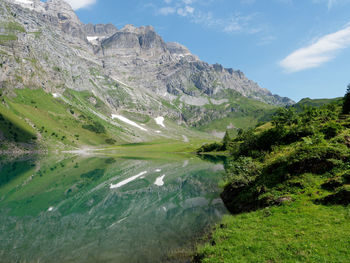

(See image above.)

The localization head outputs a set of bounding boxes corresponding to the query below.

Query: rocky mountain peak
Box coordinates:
[45,0,81,26]
[166,42,198,61]
[139,25,155,33]
[11,0,45,12]
[101,24,167,55]
[120,24,138,33]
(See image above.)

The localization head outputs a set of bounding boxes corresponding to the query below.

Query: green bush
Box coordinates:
[105,138,116,144]
[82,121,106,134]
[197,142,224,153]
[225,157,261,187]
[321,121,342,139]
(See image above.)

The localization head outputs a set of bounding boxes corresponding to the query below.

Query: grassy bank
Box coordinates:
[74,139,211,161]
[197,201,350,263]
[195,98,350,262]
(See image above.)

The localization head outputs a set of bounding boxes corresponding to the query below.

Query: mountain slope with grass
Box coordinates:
[0,0,293,151]
[195,95,350,262]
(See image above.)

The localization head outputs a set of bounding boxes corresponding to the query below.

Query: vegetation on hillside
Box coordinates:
[0,88,123,152]
[293,97,343,111]
[195,88,350,262]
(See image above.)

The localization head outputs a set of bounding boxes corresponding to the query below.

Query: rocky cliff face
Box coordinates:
[0,0,293,132]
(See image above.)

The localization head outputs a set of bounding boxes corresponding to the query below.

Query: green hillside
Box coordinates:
[195,99,350,262]
[293,97,343,111]
[0,86,281,152]
[0,88,125,152]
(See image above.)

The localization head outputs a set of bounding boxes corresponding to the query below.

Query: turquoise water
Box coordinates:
[0,154,227,263]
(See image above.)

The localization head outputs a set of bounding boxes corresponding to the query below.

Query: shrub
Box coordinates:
[82,121,106,134]
[225,157,261,188]
[272,107,299,127]
[105,138,116,144]
[197,142,224,153]
[321,121,342,139]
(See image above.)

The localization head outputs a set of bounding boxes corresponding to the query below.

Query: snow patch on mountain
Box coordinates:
[111,114,148,131]
[87,36,107,45]
[155,117,165,128]
[15,0,32,4]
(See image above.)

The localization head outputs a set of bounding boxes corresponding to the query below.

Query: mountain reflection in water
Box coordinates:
[0,154,227,263]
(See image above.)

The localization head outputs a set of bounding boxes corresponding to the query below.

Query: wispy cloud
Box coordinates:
[156,1,263,35]
[190,11,261,34]
[65,0,97,10]
[158,6,176,15]
[280,24,350,73]
[177,5,195,16]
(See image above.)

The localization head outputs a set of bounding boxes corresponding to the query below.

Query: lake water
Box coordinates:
[0,153,227,263]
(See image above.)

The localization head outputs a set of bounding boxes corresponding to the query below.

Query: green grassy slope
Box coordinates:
[194,91,277,133]
[293,97,343,111]
[195,101,350,262]
[0,88,218,152]
[0,88,125,151]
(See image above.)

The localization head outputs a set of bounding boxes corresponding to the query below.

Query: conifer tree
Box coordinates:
[342,84,350,114]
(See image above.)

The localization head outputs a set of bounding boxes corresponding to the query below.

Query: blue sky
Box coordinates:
[65,0,350,102]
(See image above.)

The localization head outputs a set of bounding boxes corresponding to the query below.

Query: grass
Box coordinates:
[198,201,350,263]
[195,103,350,262]
[1,88,217,151]
[0,21,25,44]
[2,88,124,149]
[95,139,209,160]
[1,21,25,32]
[0,103,36,144]
[0,34,17,44]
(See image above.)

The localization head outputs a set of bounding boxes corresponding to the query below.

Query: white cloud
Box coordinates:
[158,6,176,15]
[280,24,350,73]
[65,0,96,10]
[177,5,195,16]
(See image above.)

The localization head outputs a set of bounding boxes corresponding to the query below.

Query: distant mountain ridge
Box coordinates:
[0,0,294,149]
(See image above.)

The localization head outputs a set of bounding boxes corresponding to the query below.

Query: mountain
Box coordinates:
[0,0,294,150]
[293,97,343,111]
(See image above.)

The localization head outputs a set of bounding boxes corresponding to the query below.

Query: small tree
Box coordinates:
[223,130,231,150]
[342,84,350,114]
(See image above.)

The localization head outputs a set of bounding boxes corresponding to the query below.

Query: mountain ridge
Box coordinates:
[0,0,293,150]
[5,0,293,106]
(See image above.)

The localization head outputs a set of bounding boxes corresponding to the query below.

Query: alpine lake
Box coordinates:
[0,143,227,263]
